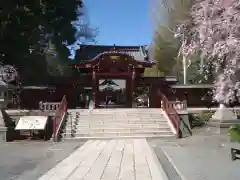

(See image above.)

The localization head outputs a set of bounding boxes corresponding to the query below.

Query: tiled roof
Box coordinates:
[75,45,153,63]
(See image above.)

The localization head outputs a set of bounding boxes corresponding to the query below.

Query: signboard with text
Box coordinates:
[15,116,48,130]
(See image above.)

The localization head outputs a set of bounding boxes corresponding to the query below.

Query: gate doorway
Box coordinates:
[133,86,150,108]
[98,79,127,108]
[76,87,92,109]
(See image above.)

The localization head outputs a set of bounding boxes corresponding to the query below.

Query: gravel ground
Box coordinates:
[148,127,240,180]
[0,140,86,180]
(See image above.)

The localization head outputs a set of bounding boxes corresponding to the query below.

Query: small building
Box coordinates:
[171,84,214,107]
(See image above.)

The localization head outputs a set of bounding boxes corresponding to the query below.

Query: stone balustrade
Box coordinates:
[162,100,187,110]
[39,102,61,112]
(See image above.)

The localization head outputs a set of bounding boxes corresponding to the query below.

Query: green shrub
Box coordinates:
[189,112,213,128]
[228,125,240,142]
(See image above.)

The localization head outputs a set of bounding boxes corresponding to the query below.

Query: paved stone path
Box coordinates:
[38,139,168,180]
[0,140,86,180]
[149,130,240,180]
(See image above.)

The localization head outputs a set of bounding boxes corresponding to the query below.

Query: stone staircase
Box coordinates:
[61,108,175,140]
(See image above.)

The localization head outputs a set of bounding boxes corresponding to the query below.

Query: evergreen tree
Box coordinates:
[0,0,96,84]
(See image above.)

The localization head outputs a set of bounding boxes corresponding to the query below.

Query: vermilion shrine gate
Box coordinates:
[54,45,178,109]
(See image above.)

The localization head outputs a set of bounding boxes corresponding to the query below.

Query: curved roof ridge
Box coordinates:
[75,44,153,63]
[88,50,135,62]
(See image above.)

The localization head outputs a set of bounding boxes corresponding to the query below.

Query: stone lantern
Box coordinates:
[0,79,15,108]
[0,65,18,142]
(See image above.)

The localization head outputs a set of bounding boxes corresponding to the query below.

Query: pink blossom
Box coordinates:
[178,0,240,104]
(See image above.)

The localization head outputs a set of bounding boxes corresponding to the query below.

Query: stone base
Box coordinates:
[179,113,192,138]
[209,120,240,128]
[0,126,7,142]
[208,121,240,135]
[205,126,229,134]
[211,104,237,121]
[210,104,238,129]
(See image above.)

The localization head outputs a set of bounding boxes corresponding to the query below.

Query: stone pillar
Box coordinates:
[148,85,154,108]
[125,76,130,108]
[92,70,96,108]
[149,84,160,108]
[69,82,77,109]
[125,74,133,108]
[131,69,136,108]
[95,75,99,108]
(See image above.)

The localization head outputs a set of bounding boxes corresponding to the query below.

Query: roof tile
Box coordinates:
[75,45,152,63]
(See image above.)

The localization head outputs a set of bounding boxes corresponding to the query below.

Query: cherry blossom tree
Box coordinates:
[176,0,240,104]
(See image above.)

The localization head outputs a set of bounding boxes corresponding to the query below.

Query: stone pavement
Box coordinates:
[38,139,168,180]
[149,128,240,180]
[0,140,86,180]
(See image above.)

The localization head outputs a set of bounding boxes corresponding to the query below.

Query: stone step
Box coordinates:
[63,131,173,137]
[68,111,163,115]
[66,128,172,134]
[61,134,175,140]
[125,113,163,116]
[68,116,165,120]
[66,123,170,128]
[65,121,168,125]
[76,114,163,116]
[70,112,164,115]
[67,118,167,122]
[62,109,173,140]
[70,115,165,119]
[64,130,172,135]
[68,115,166,119]
[66,122,168,127]
[69,122,168,127]
[66,123,169,128]
[65,126,171,132]
[69,111,164,114]
[70,117,165,120]
[70,119,166,122]
[68,108,161,112]
[68,115,165,118]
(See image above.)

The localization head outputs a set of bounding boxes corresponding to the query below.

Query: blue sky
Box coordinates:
[83,0,153,46]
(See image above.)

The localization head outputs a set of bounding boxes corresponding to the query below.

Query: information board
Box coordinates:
[15,116,48,130]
